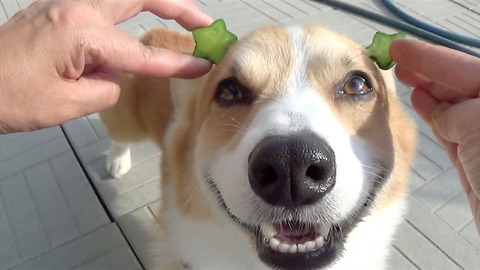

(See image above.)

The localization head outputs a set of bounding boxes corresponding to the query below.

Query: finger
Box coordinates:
[410,87,441,125]
[88,28,212,78]
[143,0,213,30]
[431,99,480,188]
[394,65,432,88]
[96,0,212,30]
[68,72,121,116]
[390,39,480,98]
[396,66,466,102]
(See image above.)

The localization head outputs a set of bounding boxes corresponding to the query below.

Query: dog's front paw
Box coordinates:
[106,142,131,178]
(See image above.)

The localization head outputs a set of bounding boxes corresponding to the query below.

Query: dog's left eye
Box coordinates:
[215,77,251,105]
[342,75,372,95]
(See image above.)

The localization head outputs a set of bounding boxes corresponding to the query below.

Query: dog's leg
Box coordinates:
[106,141,131,178]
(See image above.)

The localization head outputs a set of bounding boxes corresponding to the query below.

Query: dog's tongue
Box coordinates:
[274,223,317,244]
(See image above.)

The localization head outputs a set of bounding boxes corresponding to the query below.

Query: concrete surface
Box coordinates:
[1,0,479,269]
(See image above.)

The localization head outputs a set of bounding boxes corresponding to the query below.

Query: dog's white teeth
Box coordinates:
[279,243,290,253]
[315,236,325,247]
[267,235,326,253]
[260,222,276,238]
[270,238,280,250]
[317,223,331,237]
[305,241,316,251]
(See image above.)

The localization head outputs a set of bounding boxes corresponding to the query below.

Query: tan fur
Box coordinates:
[100,25,416,269]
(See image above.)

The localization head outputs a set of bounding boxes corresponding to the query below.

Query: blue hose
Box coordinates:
[382,0,480,48]
[312,0,480,58]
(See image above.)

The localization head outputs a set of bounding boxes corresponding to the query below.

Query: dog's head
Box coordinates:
[164,25,415,269]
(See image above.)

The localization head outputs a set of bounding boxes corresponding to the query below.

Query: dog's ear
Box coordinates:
[170,75,210,109]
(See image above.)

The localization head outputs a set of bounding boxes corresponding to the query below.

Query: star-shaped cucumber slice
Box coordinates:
[366,31,406,70]
[192,19,238,64]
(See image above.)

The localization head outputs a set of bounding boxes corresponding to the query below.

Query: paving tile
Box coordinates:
[0,4,6,24]
[284,9,356,30]
[359,0,398,17]
[395,77,412,97]
[72,245,142,270]
[406,1,447,17]
[445,15,480,37]
[405,196,480,269]
[81,139,162,218]
[0,127,61,162]
[436,191,474,231]
[401,105,441,144]
[347,27,379,47]
[2,1,479,269]
[63,117,99,148]
[24,163,81,248]
[396,0,431,9]
[389,247,419,270]
[15,0,32,9]
[412,168,462,211]
[116,11,156,29]
[76,137,110,164]
[117,205,164,270]
[139,18,168,31]
[408,170,426,191]
[0,136,69,180]
[277,0,322,19]
[423,5,465,21]
[460,221,480,251]
[287,0,329,15]
[302,0,338,11]
[117,23,148,39]
[103,176,161,218]
[0,174,51,262]
[206,1,268,29]
[416,133,451,169]
[0,0,19,19]
[331,18,371,38]
[13,223,137,270]
[393,221,461,270]
[88,155,161,200]
[49,151,110,235]
[243,0,294,23]
[411,152,442,181]
[229,16,276,37]
[86,113,109,139]
[463,11,480,24]
[0,192,21,270]
[0,132,26,147]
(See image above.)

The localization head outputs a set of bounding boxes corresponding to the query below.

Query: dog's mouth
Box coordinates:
[205,176,377,270]
[251,210,361,270]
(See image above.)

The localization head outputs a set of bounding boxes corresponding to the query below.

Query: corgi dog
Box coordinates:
[100,25,416,269]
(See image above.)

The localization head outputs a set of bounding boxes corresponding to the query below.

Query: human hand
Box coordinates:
[390,39,480,233]
[0,0,213,133]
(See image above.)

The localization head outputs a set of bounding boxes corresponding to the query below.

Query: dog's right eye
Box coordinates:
[215,77,252,105]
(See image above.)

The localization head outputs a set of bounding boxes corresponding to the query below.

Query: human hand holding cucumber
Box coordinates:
[390,39,480,233]
[0,0,212,133]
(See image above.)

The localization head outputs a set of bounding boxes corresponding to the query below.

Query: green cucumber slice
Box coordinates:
[366,31,406,70]
[192,19,238,64]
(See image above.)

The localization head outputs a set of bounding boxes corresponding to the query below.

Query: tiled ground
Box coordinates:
[1,0,479,269]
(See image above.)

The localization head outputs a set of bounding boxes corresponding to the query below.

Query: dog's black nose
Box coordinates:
[248,130,336,207]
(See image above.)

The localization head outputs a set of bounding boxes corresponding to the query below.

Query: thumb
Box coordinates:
[432,99,480,186]
[89,28,212,78]
[68,72,121,116]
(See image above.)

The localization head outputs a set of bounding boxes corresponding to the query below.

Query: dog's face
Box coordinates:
[166,25,408,269]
